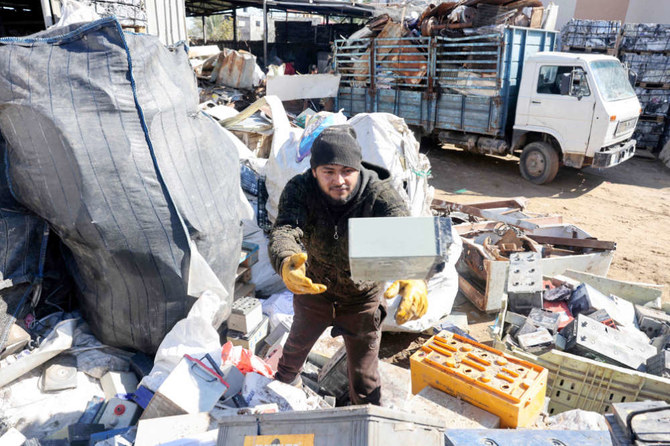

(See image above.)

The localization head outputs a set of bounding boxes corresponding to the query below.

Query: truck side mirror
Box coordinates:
[570,69,588,100]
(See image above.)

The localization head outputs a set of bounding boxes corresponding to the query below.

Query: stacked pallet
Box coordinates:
[621,24,670,153]
[560,19,621,55]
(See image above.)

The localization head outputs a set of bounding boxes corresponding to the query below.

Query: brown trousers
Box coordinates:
[275,293,386,405]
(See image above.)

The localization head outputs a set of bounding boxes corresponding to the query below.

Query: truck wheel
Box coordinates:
[519,141,559,184]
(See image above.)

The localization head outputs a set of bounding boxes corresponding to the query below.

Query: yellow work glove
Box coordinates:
[384,280,428,325]
[281,253,327,295]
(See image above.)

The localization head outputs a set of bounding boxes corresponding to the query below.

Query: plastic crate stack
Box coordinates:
[560,19,621,55]
[621,23,670,153]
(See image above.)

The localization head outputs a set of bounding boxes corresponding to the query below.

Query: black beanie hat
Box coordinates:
[310,124,363,171]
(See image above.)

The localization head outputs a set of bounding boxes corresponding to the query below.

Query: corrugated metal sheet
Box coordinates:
[146,0,188,46]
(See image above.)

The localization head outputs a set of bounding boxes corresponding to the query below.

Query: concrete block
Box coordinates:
[406,386,500,429]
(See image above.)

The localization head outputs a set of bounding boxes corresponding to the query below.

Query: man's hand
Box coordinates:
[281,253,327,295]
[384,280,428,324]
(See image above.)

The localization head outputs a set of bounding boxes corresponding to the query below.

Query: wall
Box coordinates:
[574,0,629,21]
[625,0,670,23]
[146,0,188,45]
[543,0,670,30]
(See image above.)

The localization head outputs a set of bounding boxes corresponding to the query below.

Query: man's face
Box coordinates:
[312,164,360,203]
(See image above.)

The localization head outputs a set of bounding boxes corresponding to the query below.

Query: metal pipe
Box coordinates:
[202,15,207,43]
[233,8,237,44]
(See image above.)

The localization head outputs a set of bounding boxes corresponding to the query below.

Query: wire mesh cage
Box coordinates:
[621,52,670,84]
[561,19,621,50]
[622,23,670,53]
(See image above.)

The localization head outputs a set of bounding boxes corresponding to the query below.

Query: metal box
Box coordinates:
[348,216,451,282]
[444,429,612,445]
[563,314,657,371]
[216,405,445,446]
[410,330,547,428]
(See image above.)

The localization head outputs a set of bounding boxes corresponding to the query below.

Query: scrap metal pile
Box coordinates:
[189,45,267,111]
[338,0,555,93]
[432,197,670,389]
[357,0,550,39]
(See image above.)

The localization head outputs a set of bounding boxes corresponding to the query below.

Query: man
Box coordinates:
[268,124,428,405]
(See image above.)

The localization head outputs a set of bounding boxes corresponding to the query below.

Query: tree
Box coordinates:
[187,15,234,41]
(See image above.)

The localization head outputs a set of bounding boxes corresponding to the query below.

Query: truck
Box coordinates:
[334,26,641,184]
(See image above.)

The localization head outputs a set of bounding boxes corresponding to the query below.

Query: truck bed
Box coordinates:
[335,26,557,137]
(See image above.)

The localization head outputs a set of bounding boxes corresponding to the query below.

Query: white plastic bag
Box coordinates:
[348,113,434,217]
[51,0,100,28]
[545,409,609,431]
[140,290,223,392]
[242,372,308,411]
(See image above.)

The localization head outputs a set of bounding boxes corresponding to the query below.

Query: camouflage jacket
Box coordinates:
[269,162,408,303]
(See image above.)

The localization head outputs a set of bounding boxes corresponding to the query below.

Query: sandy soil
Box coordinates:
[426,145,670,303]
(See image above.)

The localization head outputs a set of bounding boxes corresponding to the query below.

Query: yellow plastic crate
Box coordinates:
[410,331,548,428]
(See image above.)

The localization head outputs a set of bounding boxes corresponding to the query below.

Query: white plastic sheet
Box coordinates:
[51,0,100,28]
[140,291,223,392]
[0,318,77,387]
[265,107,347,223]
[545,409,609,431]
[348,113,434,218]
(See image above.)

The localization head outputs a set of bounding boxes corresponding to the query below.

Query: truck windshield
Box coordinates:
[590,60,636,102]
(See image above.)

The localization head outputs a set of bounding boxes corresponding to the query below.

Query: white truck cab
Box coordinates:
[513,52,640,184]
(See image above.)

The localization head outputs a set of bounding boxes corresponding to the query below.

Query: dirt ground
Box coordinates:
[427,145,670,302]
[380,145,669,360]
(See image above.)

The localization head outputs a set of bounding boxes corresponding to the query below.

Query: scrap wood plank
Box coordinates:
[527,234,616,251]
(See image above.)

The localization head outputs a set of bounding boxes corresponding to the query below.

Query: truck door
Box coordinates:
[529,65,595,153]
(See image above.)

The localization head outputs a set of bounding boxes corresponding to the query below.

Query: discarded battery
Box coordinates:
[410,330,547,428]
